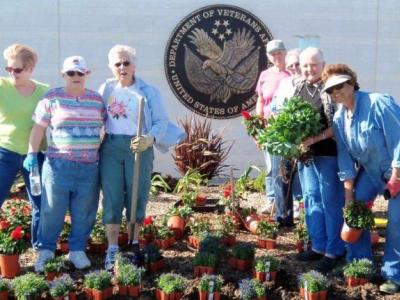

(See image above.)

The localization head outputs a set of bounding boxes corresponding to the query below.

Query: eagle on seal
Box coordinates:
[184,27,260,103]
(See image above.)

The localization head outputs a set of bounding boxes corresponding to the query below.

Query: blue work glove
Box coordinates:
[23,153,38,172]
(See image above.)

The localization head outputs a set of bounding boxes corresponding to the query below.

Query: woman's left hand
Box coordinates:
[301,136,316,148]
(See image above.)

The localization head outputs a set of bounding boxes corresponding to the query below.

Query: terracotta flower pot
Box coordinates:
[255,271,266,282]
[300,287,304,299]
[340,222,362,244]
[0,291,9,300]
[144,233,155,243]
[89,242,107,254]
[306,291,319,300]
[199,291,207,300]
[264,239,277,250]
[68,292,77,300]
[0,254,20,278]
[319,290,327,300]
[194,266,200,277]
[346,276,359,287]
[46,271,61,281]
[57,242,69,254]
[257,239,266,248]
[128,285,140,297]
[228,257,237,268]
[255,296,266,300]
[118,233,129,246]
[84,288,93,299]
[92,289,105,300]
[167,216,185,231]
[118,285,128,296]
[196,194,207,206]
[236,258,251,271]
[205,266,214,274]
[358,278,368,285]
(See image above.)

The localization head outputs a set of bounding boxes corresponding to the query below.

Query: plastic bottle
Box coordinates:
[30,166,41,196]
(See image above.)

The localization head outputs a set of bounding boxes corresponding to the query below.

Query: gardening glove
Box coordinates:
[384,176,400,199]
[130,134,154,153]
[23,153,38,172]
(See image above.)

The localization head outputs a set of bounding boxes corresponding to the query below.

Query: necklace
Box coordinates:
[304,82,320,98]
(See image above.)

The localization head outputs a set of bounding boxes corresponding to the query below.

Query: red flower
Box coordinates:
[0,220,9,231]
[223,184,232,198]
[241,111,251,120]
[11,226,23,240]
[143,216,153,226]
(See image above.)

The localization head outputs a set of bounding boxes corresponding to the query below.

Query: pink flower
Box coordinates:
[108,98,127,118]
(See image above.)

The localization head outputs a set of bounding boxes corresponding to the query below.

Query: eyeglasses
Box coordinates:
[65,71,85,77]
[5,66,24,74]
[325,81,348,95]
[114,61,130,68]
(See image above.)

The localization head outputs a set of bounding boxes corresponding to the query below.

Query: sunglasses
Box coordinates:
[5,66,24,74]
[326,81,348,95]
[65,71,85,77]
[114,61,131,68]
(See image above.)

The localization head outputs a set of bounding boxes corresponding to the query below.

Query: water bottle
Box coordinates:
[30,166,41,196]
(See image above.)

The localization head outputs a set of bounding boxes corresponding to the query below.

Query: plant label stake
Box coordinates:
[304,281,308,300]
[208,281,215,300]
[265,261,271,281]
[129,97,145,245]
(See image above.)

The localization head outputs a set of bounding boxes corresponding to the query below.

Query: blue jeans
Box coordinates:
[382,192,400,284]
[297,156,345,256]
[100,134,154,224]
[37,158,99,251]
[346,170,378,261]
[0,147,44,248]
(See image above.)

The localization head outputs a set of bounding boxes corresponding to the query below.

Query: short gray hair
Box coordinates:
[285,48,300,65]
[300,47,324,64]
[108,44,136,66]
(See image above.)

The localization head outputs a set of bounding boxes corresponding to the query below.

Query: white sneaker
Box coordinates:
[34,249,55,272]
[68,251,91,269]
[105,246,119,271]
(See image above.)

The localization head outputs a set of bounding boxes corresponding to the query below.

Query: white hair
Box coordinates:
[285,48,300,65]
[108,44,136,66]
[300,47,324,64]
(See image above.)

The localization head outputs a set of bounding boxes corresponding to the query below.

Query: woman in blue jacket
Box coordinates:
[322,64,400,294]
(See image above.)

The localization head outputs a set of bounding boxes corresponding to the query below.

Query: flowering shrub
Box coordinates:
[1,198,31,233]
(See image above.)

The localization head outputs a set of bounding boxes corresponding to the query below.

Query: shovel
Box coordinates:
[124,96,144,252]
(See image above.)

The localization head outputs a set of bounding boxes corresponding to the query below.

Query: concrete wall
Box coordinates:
[1,0,399,178]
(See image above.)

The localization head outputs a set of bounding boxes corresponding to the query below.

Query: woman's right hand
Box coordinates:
[23,153,38,172]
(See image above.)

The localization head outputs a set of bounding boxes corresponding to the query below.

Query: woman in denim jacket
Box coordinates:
[322,64,400,294]
[99,44,185,271]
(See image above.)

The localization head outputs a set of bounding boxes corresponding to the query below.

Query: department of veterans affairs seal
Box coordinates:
[165,5,273,119]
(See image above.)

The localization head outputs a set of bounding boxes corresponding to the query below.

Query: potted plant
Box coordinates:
[144,244,164,272]
[198,233,223,257]
[139,216,157,245]
[254,256,280,282]
[84,270,113,300]
[198,274,223,300]
[238,279,266,300]
[167,206,193,239]
[299,270,329,300]
[155,226,175,250]
[256,220,279,249]
[44,256,66,281]
[155,273,187,300]
[118,216,129,246]
[193,252,217,276]
[89,211,107,253]
[187,217,212,248]
[230,243,255,271]
[115,262,145,297]
[57,221,71,254]
[181,190,197,207]
[11,272,48,300]
[0,278,10,300]
[0,223,29,278]
[343,259,373,287]
[215,215,237,247]
[294,213,310,253]
[49,274,76,300]
[341,201,375,244]
[196,193,208,206]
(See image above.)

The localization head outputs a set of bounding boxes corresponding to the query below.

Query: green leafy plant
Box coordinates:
[173,115,233,179]
[295,213,309,241]
[187,217,212,237]
[181,190,198,207]
[156,226,174,240]
[144,244,162,263]
[255,256,280,272]
[343,259,374,279]
[199,233,222,256]
[59,221,71,242]
[299,270,329,292]
[84,270,112,291]
[215,215,236,236]
[90,211,106,243]
[44,256,66,273]
[49,274,75,298]
[256,220,279,239]
[193,252,217,267]
[150,174,172,196]
[198,274,223,292]
[258,96,322,160]
[115,263,145,286]
[11,273,48,299]
[239,279,265,299]
[232,243,255,260]
[173,169,207,194]
[168,205,193,219]
[0,278,10,292]
[157,273,187,293]
[343,201,375,229]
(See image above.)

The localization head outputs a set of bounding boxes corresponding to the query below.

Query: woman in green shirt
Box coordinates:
[0,44,49,248]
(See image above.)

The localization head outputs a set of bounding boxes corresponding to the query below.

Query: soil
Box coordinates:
[11,184,399,300]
